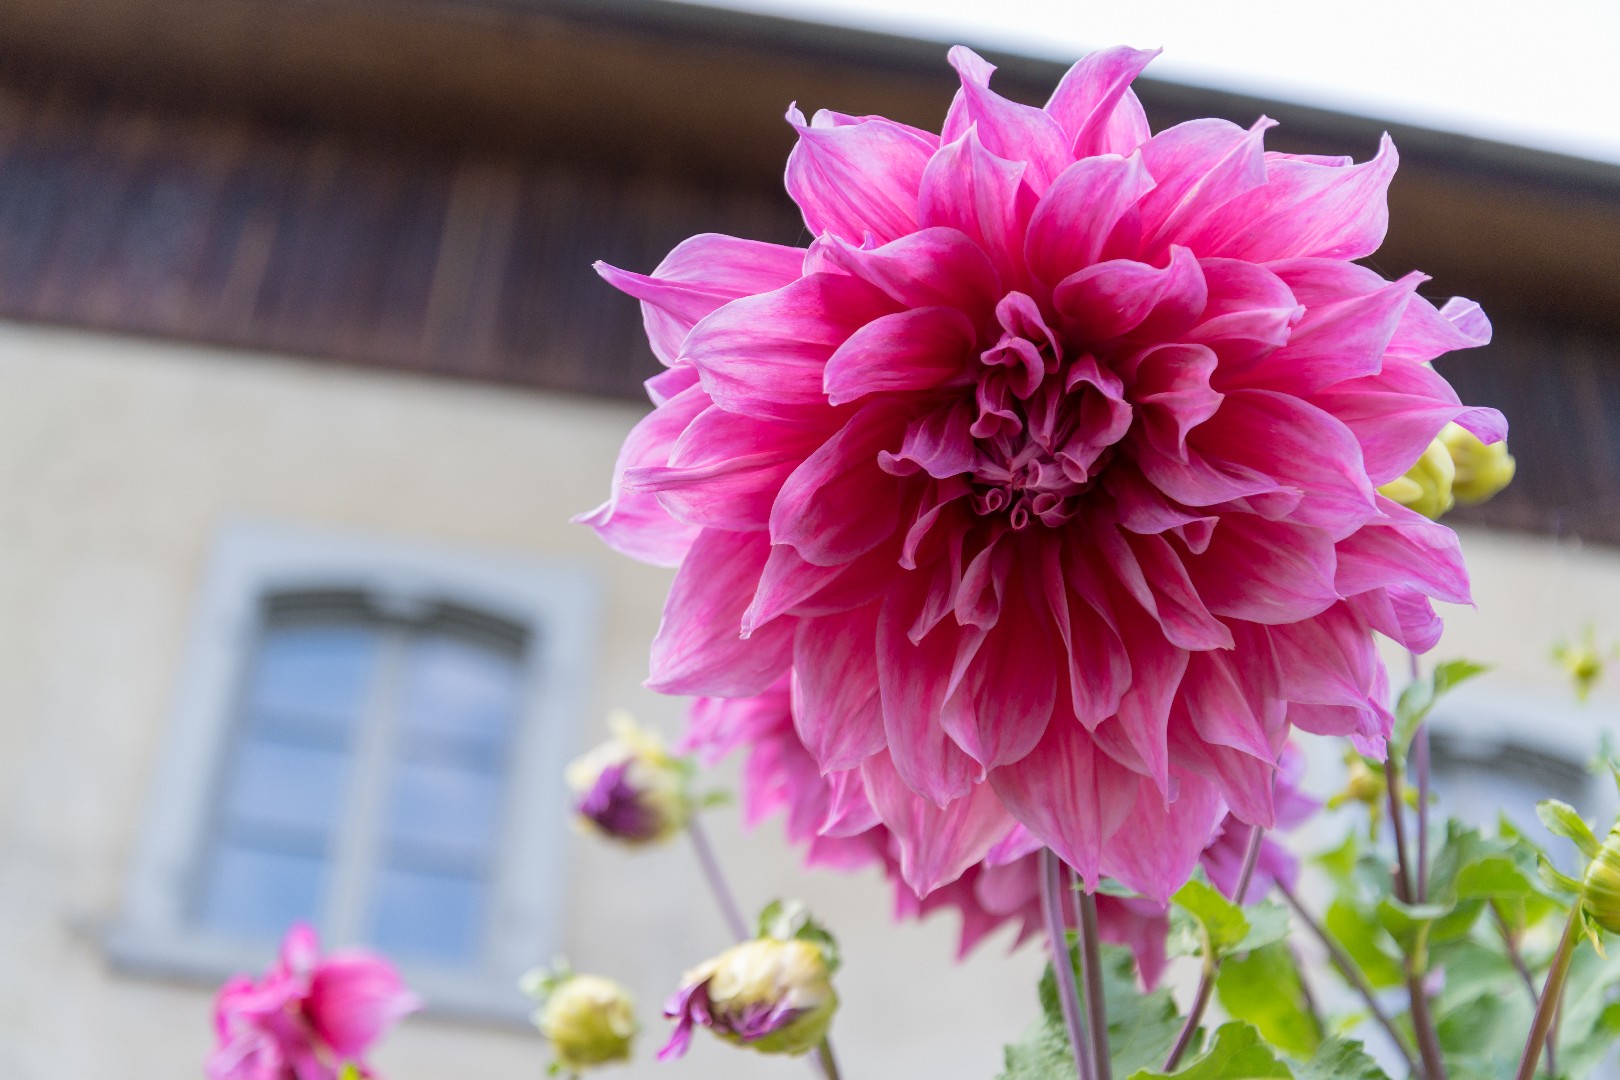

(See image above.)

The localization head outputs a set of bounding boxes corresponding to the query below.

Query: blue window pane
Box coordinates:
[384,761,502,862]
[198,844,328,938]
[368,868,485,963]
[245,625,379,732]
[398,634,520,752]
[224,739,352,835]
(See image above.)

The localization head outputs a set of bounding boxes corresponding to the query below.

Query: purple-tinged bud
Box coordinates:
[658,938,837,1061]
[566,713,691,846]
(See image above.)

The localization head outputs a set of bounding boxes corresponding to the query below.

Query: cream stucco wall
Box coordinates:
[0,320,1047,1080]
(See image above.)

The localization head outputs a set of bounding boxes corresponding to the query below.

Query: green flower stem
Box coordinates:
[1384,755,1415,904]
[1163,824,1266,1072]
[1385,750,1447,1080]
[1493,905,1557,1076]
[1041,849,1096,1080]
[1277,879,1420,1076]
[1514,905,1583,1080]
[1074,883,1113,1080]
[687,813,750,941]
[815,1038,843,1080]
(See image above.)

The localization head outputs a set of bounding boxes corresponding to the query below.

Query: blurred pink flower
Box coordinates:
[207,924,419,1080]
[587,45,1501,900]
[686,681,1314,984]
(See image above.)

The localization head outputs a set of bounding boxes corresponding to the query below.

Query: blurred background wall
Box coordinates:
[0,1,1618,1077]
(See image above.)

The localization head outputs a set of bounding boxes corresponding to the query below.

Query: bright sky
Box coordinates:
[707,0,1620,165]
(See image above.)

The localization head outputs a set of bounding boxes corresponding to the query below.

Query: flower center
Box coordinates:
[881,293,1134,531]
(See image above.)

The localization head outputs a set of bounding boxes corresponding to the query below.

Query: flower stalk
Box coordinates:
[1163,824,1266,1071]
[1041,849,1096,1080]
[1514,904,1582,1080]
[687,813,750,942]
[1073,882,1112,1080]
[1277,879,1420,1076]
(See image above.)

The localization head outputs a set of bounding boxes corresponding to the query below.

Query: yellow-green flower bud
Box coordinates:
[660,938,838,1060]
[1583,823,1620,935]
[566,713,690,846]
[1378,437,1455,520]
[1437,422,1514,505]
[1327,756,1386,811]
[1555,633,1606,702]
[531,973,637,1072]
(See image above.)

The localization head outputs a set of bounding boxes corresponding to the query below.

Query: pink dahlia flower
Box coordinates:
[585,45,1502,900]
[685,680,1315,985]
[207,924,420,1080]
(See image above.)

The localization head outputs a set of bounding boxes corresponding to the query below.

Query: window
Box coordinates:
[110,523,598,1020]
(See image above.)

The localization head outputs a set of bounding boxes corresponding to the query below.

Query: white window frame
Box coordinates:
[107,520,599,1022]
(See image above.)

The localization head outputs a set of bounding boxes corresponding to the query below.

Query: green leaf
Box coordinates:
[1170,877,1249,958]
[1236,901,1291,952]
[999,1017,1076,1080]
[1215,942,1323,1058]
[1395,659,1490,748]
[1098,945,1184,1076]
[756,899,840,972]
[1125,1022,1292,1080]
[1323,899,1404,989]
[1538,799,1602,860]
[1290,1036,1393,1080]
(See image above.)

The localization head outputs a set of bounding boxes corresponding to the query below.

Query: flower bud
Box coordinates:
[1327,756,1386,811]
[566,713,690,846]
[659,938,838,1060]
[1378,437,1455,520]
[1438,422,1514,505]
[1583,823,1620,935]
[527,971,637,1072]
[1555,633,1606,702]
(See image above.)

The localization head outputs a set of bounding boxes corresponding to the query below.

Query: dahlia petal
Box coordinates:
[1350,585,1444,654]
[822,306,978,405]
[684,272,895,420]
[939,573,1061,771]
[1181,650,1274,760]
[1131,343,1222,462]
[1127,532,1235,651]
[1168,710,1276,827]
[785,107,936,244]
[1101,770,1225,903]
[595,235,806,366]
[1128,117,1274,259]
[1052,245,1207,342]
[1043,46,1159,157]
[817,228,1003,322]
[878,588,983,805]
[792,606,890,771]
[1335,498,1471,605]
[820,765,883,837]
[1241,265,1425,392]
[1183,259,1303,368]
[1191,389,1377,536]
[1385,292,1493,366]
[1106,608,1189,794]
[1105,468,1218,539]
[1097,897,1172,988]
[942,46,1072,191]
[1043,539,1133,727]
[1268,603,1393,747]
[989,705,1137,887]
[574,380,708,566]
[1185,133,1397,262]
[863,750,1015,895]
[918,129,1036,292]
[772,405,907,566]
[1312,359,1507,483]
[648,529,794,696]
[630,405,828,531]
[1025,153,1155,289]
[1186,515,1339,624]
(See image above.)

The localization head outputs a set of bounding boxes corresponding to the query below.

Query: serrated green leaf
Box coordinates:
[1099,945,1184,1076]
[999,1017,1076,1080]
[1096,877,1140,898]
[1216,942,1322,1058]
[1235,901,1291,952]
[1289,1036,1393,1080]
[1171,878,1250,958]
[1125,1021,1292,1080]
[1395,658,1490,748]
[1538,800,1602,859]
